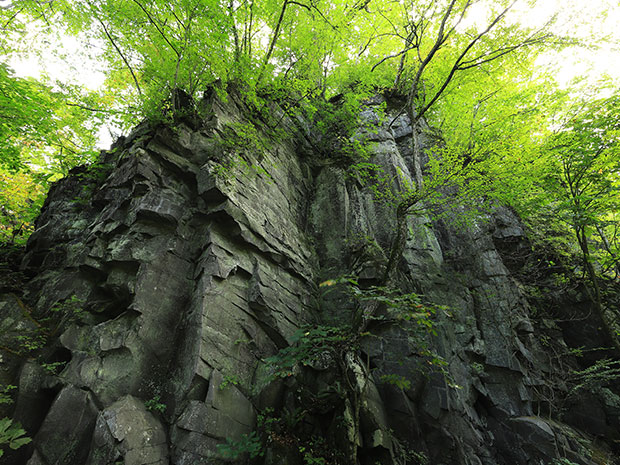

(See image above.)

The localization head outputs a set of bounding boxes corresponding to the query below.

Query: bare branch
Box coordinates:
[97,18,142,95]
[457,32,552,70]
[65,102,127,114]
[287,1,310,10]
[170,8,187,32]
[413,0,519,122]
[308,2,338,30]
[130,0,180,57]
[257,0,289,83]
[1,5,23,30]
[358,32,402,57]
[371,44,417,72]
[408,0,459,104]
[228,0,241,61]
[377,7,405,38]
[444,0,473,39]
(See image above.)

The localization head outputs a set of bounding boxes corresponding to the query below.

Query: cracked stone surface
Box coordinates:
[2,93,618,465]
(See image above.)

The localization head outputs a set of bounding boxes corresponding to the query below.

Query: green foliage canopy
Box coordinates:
[0,0,617,255]
[0,0,561,116]
[0,62,101,172]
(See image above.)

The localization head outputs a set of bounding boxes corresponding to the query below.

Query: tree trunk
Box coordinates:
[411,125,424,190]
[405,95,424,191]
[576,226,620,356]
[596,224,620,277]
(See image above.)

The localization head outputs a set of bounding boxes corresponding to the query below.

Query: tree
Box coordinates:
[0,63,99,171]
[5,0,351,115]
[365,0,552,184]
[353,0,556,291]
[0,170,46,245]
[487,85,620,352]
[543,94,620,353]
[0,62,104,242]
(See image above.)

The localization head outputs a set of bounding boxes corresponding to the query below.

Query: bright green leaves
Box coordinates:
[0,171,46,245]
[0,63,102,173]
[542,94,620,273]
[0,0,562,130]
[542,94,620,228]
[59,0,358,111]
[0,417,31,458]
[82,0,231,108]
[264,325,353,379]
[0,62,105,244]
[0,0,610,259]
[217,431,264,460]
[491,87,620,277]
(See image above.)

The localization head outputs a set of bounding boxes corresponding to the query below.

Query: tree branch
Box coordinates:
[1,6,23,30]
[408,0,459,107]
[257,0,290,82]
[66,102,126,114]
[97,18,142,95]
[414,0,519,122]
[371,44,417,72]
[130,0,180,57]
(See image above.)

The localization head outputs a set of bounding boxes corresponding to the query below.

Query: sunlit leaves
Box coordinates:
[0,417,31,458]
[491,87,620,275]
[0,62,101,173]
[0,0,611,259]
[546,95,620,230]
[0,169,46,245]
[0,0,561,126]
[0,62,104,243]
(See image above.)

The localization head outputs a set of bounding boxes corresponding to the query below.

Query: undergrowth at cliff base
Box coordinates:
[218,277,451,464]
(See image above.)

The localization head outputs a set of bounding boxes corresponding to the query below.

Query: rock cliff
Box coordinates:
[1,92,619,465]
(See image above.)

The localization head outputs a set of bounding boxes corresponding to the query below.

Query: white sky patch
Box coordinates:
[7,21,114,150]
[529,0,620,93]
[459,0,620,94]
[9,22,106,90]
[535,0,620,97]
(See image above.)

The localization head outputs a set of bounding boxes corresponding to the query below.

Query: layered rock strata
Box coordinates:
[1,93,618,465]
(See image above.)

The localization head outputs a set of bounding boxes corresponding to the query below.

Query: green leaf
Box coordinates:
[10,436,32,450]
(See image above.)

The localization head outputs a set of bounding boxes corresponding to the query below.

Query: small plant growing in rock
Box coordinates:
[217,431,263,460]
[144,395,166,414]
[299,445,327,465]
[49,295,85,331]
[380,373,412,390]
[408,450,429,465]
[0,384,30,457]
[0,385,16,406]
[72,163,113,205]
[219,374,241,390]
[40,361,67,375]
[568,358,620,397]
[15,333,46,353]
[263,325,354,379]
[471,362,485,376]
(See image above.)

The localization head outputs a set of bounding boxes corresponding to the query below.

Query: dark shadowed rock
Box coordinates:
[2,93,618,465]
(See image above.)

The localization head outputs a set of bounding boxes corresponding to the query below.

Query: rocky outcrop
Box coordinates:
[1,92,619,464]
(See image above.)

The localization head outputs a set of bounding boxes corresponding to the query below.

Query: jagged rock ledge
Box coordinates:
[1,92,618,464]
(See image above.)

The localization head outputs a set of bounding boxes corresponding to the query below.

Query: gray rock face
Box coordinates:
[3,93,619,464]
[87,395,169,465]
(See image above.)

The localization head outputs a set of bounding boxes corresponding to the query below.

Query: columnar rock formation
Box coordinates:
[1,93,618,464]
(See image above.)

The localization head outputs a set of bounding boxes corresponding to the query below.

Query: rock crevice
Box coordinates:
[1,93,618,465]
